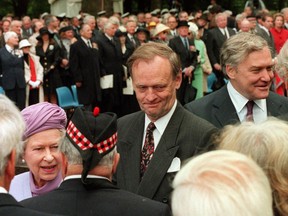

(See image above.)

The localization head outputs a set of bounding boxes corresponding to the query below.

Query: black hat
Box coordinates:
[136,26,150,35]
[36,27,54,40]
[66,107,117,184]
[176,20,190,28]
[115,29,127,37]
[59,25,74,34]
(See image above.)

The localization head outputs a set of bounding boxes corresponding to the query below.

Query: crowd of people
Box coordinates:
[0,0,287,114]
[1,0,288,215]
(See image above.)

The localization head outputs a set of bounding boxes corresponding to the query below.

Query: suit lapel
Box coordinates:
[118,113,145,192]
[266,93,282,116]
[212,86,239,127]
[175,36,186,53]
[137,104,182,198]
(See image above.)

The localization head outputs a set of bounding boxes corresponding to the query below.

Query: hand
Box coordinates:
[214,63,221,71]
[61,59,69,67]
[76,82,82,87]
[28,80,37,88]
[184,66,194,78]
[34,80,41,87]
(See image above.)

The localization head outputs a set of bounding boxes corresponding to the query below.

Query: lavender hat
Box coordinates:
[21,102,67,140]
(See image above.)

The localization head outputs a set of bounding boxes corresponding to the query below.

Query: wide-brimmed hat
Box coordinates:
[136,26,150,35]
[153,23,170,37]
[176,20,190,28]
[115,26,127,37]
[59,25,74,34]
[36,27,54,40]
[66,107,117,184]
[19,39,32,49]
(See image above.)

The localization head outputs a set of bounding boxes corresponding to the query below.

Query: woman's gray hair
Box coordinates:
[275,40,288,80]
[216,117,288,215]
[0,95,25,175]
[220,32,268,76]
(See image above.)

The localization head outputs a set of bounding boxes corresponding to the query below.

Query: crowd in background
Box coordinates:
[2,1,288,215]
[1,0,288,114]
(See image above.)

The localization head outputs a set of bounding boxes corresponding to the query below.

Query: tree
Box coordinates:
[0,0,50,19]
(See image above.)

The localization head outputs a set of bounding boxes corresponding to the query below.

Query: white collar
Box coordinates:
[81,37,90,44]
[227,81,266,113]
[5,44,14,52]
[0,186,8,194]
[144,100,177,136]
[64,174,110,181]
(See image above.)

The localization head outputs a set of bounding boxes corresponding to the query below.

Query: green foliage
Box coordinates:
[0,0,14,18]
[26,0,50,18]
[0,0,50,19]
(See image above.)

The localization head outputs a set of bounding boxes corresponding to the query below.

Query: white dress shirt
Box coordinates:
[227,81,267,123]
[142,100,177,150]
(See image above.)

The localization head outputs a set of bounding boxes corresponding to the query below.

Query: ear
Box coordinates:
[175,71,182,90]
[4,149,16,190]
[112,153,120,174]
[61,153,68,178]
[225,65,236,80]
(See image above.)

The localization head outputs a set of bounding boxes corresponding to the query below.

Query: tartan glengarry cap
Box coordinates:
[66,107,117,183]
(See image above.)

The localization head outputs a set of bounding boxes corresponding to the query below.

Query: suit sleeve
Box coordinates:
[206,30,218,67]
[69,43,82,82]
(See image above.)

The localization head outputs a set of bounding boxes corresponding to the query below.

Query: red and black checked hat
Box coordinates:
[66,107,117,183]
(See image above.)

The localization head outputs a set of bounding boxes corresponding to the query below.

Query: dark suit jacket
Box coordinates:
[169,36,198,104]
[115,103,217,204]
[0,193,57,216]
[96,34,124,112]
[168,36,198,70]
[256,28,276,58]
[69,38,103,106]
[0,47,25,90]
[21,178,171,216]
[184,85,288,128]
[206,27,236,67]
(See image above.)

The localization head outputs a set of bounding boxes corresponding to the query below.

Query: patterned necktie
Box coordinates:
[246,100,254,122]
[140,122,156,178]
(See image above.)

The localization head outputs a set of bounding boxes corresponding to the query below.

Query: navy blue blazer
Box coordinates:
[0,47,25,90]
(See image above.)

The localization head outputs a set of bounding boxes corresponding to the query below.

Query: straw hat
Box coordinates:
[153,23,170,37]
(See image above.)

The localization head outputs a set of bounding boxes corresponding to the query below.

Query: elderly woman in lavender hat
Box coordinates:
[9,102,67,201]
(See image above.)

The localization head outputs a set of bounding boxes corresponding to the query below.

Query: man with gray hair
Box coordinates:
[0,95,56,216]
[185,33,288,128]
[171,150,273,216]
[21,107,171,216]
[95,18,124,116]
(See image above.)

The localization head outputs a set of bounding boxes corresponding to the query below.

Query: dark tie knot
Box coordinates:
[147,122,156,132]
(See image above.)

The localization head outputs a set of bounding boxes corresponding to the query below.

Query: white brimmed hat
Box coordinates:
[19,39,32,49]
[153,23,170,37]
